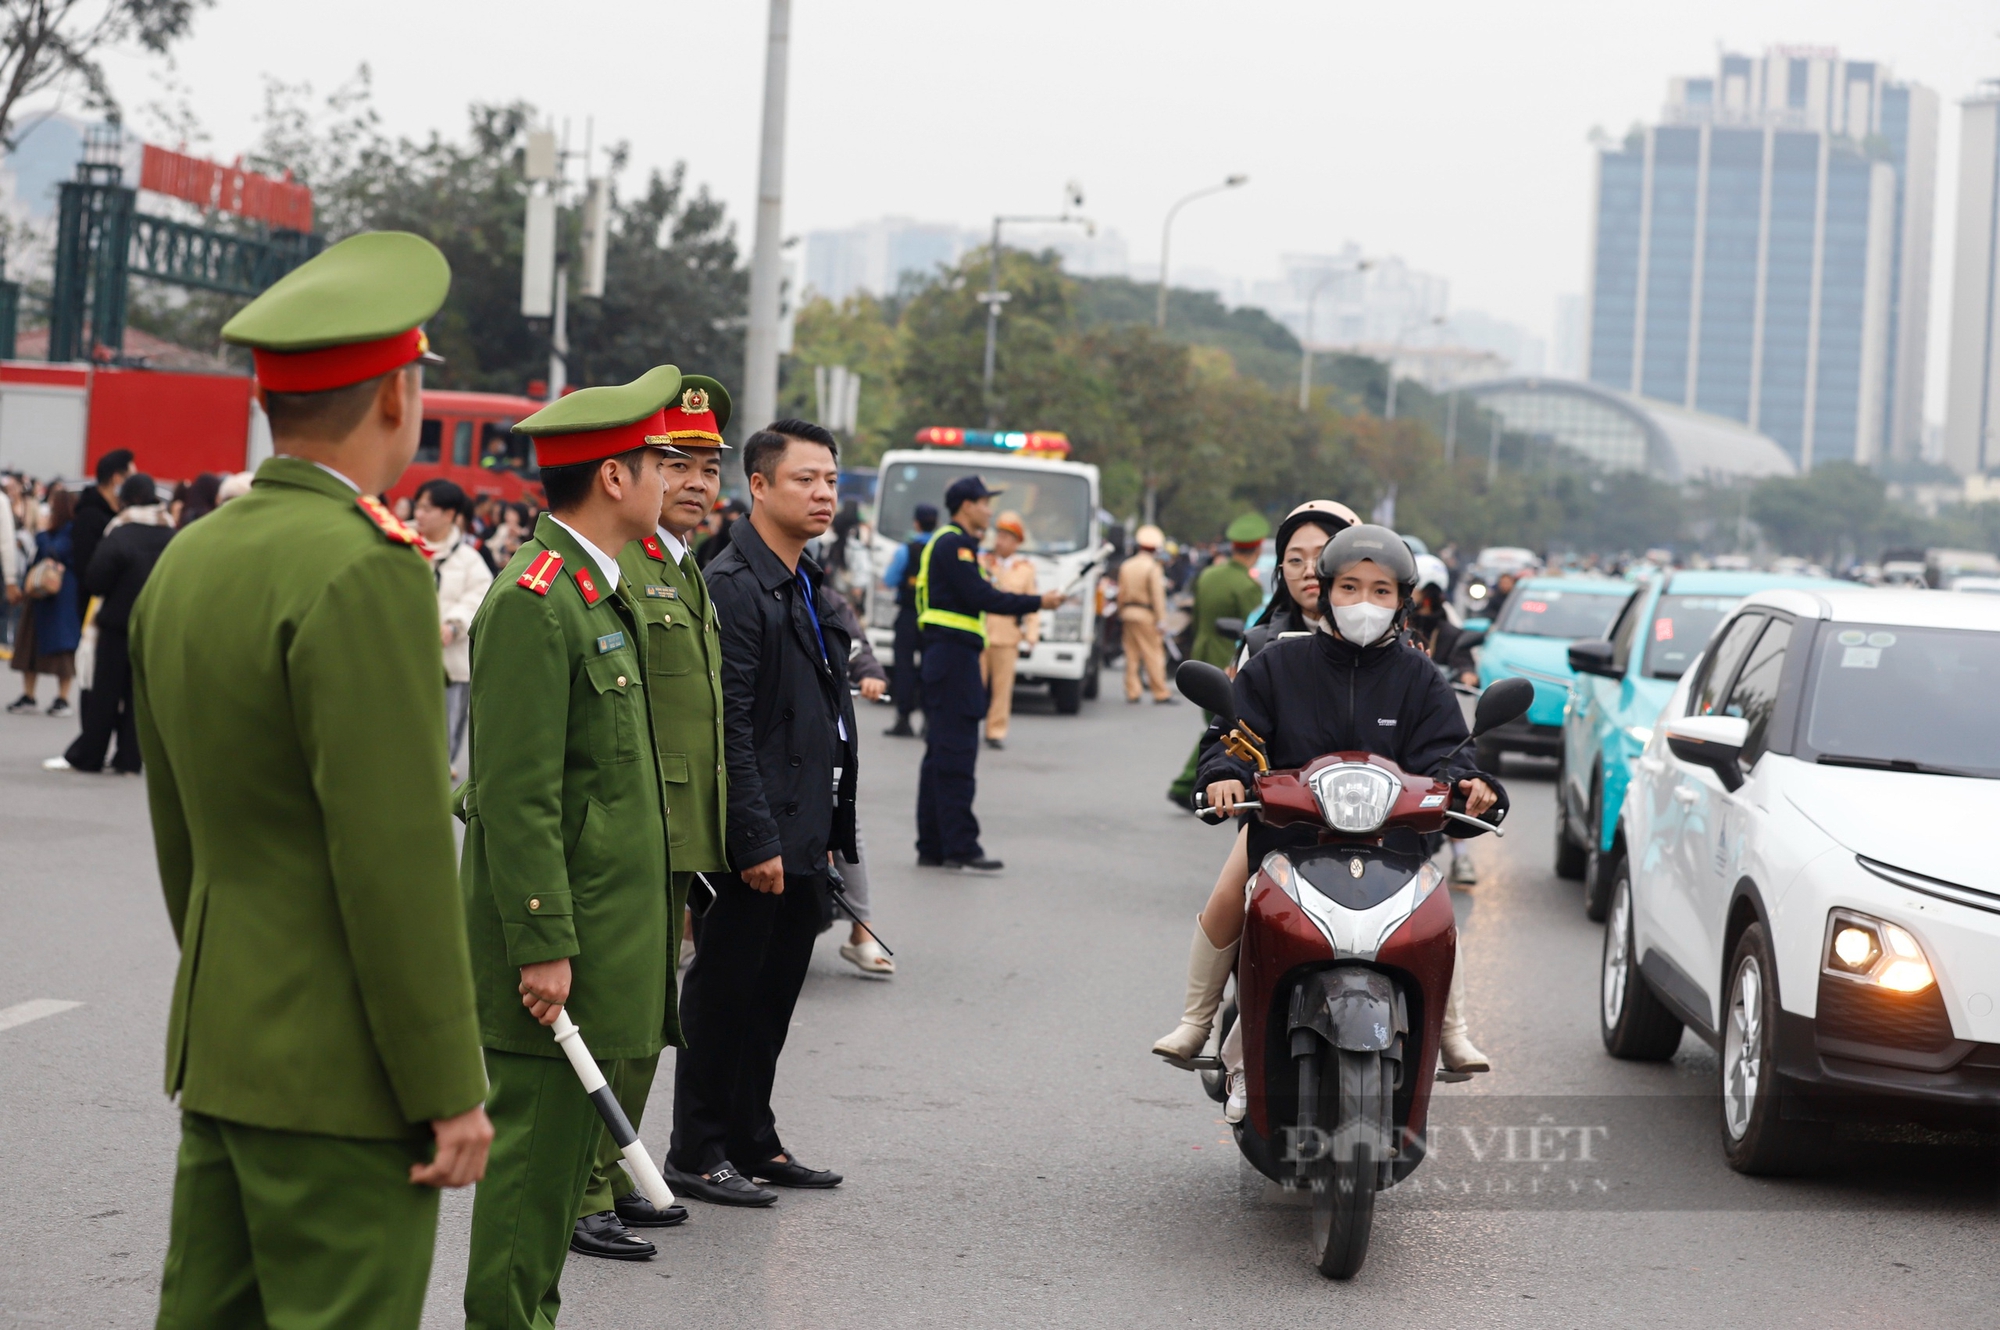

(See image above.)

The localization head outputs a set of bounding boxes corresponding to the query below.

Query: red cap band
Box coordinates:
[531,409,678,468]
[657,402,722,444]
[253,328,426,393]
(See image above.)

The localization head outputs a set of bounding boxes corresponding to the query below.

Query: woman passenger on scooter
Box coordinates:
[1154,524,1504,1119]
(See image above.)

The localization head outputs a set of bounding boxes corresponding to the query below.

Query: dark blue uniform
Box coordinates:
[915,526,1043,863]
[890,534,927,727]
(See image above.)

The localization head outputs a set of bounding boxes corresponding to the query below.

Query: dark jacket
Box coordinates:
[1238,602,1314,663]
[1196,629,1508,860]
[29,525,83,653]
[71,487,117,581]
[825,592,888,685]
[893,534,927,611]
[85,519,175,634]
[706,516,859,875]
[916,524,1043,651]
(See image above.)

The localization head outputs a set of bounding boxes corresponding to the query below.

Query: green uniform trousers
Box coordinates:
[574,870,688,1219]
[156,1111,438,1330]
[466,1047,625,1330]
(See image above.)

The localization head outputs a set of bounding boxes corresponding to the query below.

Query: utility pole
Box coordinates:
[1155,175,1247,329]
[741,0,791,438]
[979,195,1091,427]
[1487,415,1502,485]
[1443,389,1458,464]
[1382,314,1443,421]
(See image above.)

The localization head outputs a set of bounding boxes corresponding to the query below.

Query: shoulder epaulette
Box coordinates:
[355,495,426,552]
[640,535,667,562]
[517,550,563,596]
[572,565,604,606]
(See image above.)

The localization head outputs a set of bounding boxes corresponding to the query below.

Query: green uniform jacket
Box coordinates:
[459,515,677,1057]
[617,534,726,874]
[129,456,486,1140]
[1189,559,1265,667]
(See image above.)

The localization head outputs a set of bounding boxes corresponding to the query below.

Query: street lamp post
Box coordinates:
[1296,259,1371,411]
[1381,314,1444,421]
[980,203,1091,427]
[1155,174,1247,329]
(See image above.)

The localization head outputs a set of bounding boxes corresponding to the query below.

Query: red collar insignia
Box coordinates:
[640,535,667,562]
[517,550,563,596]
[573,566,602,606]
[355,495,429,554]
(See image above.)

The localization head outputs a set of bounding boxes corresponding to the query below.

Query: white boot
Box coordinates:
[1439,963,1491,1073]
[1220,1012,1247,1123]
[1152,918,1238,1068]
[1224,1071,1248,1124]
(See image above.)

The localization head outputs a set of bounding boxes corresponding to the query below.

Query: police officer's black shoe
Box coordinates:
[917,855,946,868]
[884,718,917,737]
[613,1191,688,1227]
[944,857,1004,874]
[570,1211,657,1260]
[985,737,1003,750]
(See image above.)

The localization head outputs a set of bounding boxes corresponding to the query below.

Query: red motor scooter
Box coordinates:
[1177,661,1531,1279]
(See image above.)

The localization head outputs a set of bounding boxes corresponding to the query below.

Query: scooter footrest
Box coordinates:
[1179,1056,1223,1071]
[1435,1068,1473,1083]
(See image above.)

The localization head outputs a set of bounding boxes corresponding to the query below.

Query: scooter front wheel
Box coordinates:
[1301,1045,1386,1280]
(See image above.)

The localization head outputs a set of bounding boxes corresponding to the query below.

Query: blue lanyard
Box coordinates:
[797,567,830,665]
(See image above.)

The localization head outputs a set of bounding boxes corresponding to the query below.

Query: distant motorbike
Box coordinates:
[1177,661,1531,1279]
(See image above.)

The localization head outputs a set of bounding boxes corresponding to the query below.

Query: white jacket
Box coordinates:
[431,529,493,683]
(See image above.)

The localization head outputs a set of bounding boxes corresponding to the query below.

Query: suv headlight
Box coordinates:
[1823,909,1936,993]
[1307,763,1399,834]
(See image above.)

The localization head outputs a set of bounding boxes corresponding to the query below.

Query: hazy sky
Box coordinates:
[90,0,1999,415]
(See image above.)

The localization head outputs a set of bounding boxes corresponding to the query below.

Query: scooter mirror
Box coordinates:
[1213,617,1246,642]
[1471,676,1533,737]
[1175,660,1236,722]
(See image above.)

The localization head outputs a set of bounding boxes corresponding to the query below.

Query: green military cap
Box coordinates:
[514,365,690,467]
[222,231,450,392]
[660,374,732,448]
[1225,511,1271,545]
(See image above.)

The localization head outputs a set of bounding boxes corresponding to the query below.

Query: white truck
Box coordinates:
[865,430,1106,714]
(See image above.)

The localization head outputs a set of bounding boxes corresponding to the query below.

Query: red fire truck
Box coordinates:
[0,359,544,503]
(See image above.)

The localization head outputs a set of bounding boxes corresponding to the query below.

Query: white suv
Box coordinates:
[1599,587,2000,1172]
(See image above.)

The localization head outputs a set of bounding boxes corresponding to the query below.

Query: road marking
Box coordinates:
[0,999,83,1032]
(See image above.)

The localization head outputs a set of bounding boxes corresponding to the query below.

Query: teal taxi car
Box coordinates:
[1473,577,1636,770]
[1555,568,1847,917]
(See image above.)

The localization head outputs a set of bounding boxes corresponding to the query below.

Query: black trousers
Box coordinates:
[65,627,138,773]
[890,609,922,721]
[668,868,824,1174]
[916,639,986,862]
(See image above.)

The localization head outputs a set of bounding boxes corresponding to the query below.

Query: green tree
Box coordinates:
[779,294,902,463]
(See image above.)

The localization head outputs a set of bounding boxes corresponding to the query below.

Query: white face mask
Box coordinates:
[1330,599,1396,647]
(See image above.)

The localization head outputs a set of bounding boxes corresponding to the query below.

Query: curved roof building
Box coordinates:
[1458,377,1797,483]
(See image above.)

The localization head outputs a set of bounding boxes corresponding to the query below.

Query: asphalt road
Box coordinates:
[2,683,1995,1328]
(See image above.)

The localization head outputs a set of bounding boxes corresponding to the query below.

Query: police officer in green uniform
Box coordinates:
[1167,511,1270,807]
[131,231,493,1329]
[458,369,683,1325]
[569,376,732,1259]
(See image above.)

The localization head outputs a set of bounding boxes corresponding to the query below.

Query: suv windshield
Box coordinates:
[1802,624,2000,778]
[1644,594,1741,679]
[1496,588,1628,639]
[876,459,1091,554]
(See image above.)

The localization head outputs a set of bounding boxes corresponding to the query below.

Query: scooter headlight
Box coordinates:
[1308,763,1400,834]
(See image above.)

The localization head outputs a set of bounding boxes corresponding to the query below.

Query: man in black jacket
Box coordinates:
[71,448,134,581]
[665,419,857,1208]
[56,473,173,774]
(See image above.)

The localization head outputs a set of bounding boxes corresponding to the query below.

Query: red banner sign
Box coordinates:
[139,144,314,231]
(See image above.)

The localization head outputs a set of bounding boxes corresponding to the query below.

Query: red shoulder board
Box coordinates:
[572,565,603,606]
[640,535,667,562]
[355,495,427,552]
[517,550,563,596]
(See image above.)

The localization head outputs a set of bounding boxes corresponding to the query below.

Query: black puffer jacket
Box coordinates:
[1196,628,1508,860]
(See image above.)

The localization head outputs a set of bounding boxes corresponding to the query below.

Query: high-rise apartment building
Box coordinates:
[1586,47,1937,469]
[1944,85,2000,475]
[803,218,971,303]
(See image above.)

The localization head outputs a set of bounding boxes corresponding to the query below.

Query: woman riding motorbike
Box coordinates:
[1153,523,1502,1119]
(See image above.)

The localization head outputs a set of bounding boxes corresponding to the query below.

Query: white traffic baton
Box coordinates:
[550,1010,675,1210]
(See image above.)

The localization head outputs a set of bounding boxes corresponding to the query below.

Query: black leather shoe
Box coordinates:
[883,719,916,737]
[916,855,946,868]
[945,857,1003,874]
[570,1211,656,1261]
[661,1162,777,1207]
[614,1191,688,1227]
[750,1156,843,1188]
[984,737,1004,749]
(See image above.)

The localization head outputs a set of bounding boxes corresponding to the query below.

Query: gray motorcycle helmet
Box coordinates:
[1316,523,1419,623]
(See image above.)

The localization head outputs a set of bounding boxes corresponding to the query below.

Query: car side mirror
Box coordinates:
[1471,677,1533,737]
[1664,714,1749,792]
[1213,616,1246,642]
[1567,639,1620,678]
[1175,660,1236,723]
[1455,628,1486,652]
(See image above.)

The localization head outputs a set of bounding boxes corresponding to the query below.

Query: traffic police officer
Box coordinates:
[570,375,732,1258]
[132,231,491,1329]
[914,475,1066,871]
[459,368,683,1325]
[882,501,938,737]
[1167,510,1270,807]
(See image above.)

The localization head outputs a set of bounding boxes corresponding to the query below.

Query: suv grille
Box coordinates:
[1816,973,1955,1053]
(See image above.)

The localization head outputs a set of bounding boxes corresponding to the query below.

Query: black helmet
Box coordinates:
[1317,523,1419,620]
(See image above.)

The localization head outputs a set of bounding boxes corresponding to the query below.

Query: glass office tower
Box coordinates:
[1586,48,1938,469]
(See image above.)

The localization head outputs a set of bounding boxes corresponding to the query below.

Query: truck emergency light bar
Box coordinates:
[913,427,1070,458]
